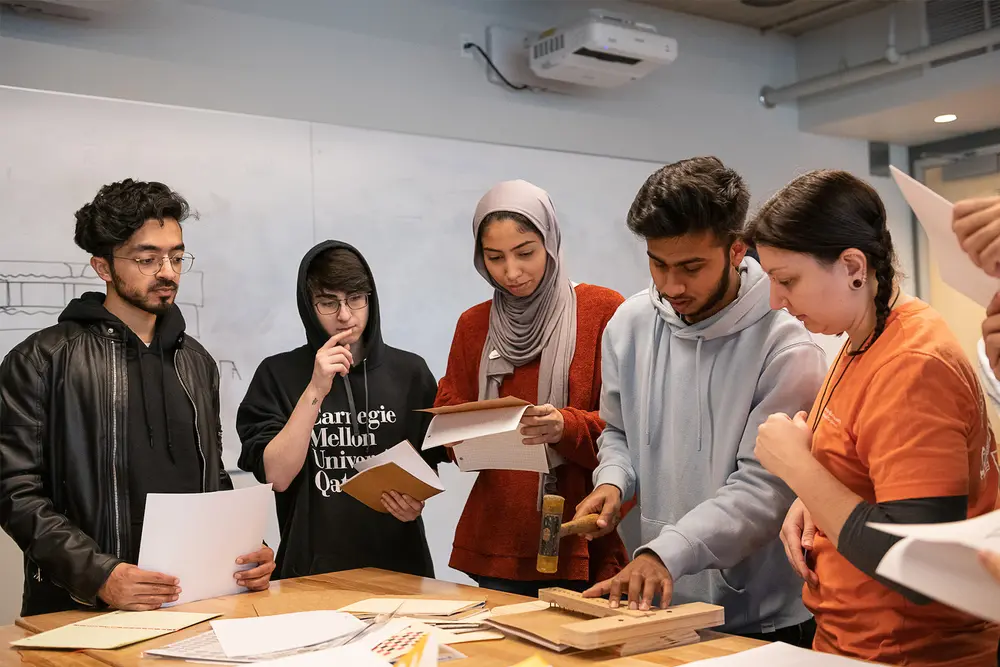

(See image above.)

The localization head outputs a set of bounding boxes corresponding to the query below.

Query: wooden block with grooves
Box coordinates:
[537,587,647,618]
[559,603,725,650]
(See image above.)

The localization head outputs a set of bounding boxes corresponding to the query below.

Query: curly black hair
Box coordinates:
[74,179,193,257]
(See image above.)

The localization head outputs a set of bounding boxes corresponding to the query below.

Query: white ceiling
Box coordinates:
[817,83,1000,144]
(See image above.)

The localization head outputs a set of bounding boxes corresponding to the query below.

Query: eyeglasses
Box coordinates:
[113,252,196,276]
[315,293,369,315]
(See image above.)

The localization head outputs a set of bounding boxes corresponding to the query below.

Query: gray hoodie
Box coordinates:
[594,257,826,634]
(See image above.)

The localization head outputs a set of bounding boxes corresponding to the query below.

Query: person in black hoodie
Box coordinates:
[237,241,444,579]
[0,179,274,616]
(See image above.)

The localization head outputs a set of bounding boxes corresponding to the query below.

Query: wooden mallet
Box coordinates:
[537,494,602,574]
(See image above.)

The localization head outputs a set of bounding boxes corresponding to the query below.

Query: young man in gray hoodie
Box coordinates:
[575,157,826,646]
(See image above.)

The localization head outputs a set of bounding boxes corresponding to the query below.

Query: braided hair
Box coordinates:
[746,170,897,354]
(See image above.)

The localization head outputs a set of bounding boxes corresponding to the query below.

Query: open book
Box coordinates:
[342,441,444,512]
[419,398,551,473]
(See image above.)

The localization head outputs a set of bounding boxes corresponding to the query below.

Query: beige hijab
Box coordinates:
[473,180,577,408]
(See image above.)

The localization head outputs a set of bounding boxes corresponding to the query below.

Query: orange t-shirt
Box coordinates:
[804,300,1000,666]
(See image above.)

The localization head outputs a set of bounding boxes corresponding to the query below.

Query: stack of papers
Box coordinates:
[209,611,365,658]
[339,598,486,620]
[138,485,272,606]
[342,441,444,512]
[420,397,551,473]
[870,510,1000,622]
[889,165,999,307]
[11,611,220,650]
[685,642,886,665]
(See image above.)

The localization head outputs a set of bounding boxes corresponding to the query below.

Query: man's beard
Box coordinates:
[673,263,733,324]
[110,267,176,316]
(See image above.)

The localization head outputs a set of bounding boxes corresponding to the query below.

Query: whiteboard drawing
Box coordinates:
[0,260,244,468]
[0,260,204,336]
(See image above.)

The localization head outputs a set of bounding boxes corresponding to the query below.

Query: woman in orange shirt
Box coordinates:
[750,170,1000,666]
[435,179,628,597]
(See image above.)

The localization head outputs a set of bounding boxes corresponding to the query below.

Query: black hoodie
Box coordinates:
[236,241,443,579]
[59,293,202,561]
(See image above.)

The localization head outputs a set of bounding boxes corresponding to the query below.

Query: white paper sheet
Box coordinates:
[354,441,443,490]
[684,641,886,666]
[421,403,552,473]
[210,611,364,658]
[870,510,1000,621]
[422,405,528,449]
[889,165,999,307]
[250,645,391,667]
[137,485,271,606]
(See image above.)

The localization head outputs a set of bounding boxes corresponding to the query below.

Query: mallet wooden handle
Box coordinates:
[559,514,601,537]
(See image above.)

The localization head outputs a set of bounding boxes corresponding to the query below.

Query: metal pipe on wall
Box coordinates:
[759,25,1000,107]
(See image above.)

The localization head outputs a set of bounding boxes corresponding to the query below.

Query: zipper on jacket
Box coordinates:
[174,353,207,491]
[106,334,123,559]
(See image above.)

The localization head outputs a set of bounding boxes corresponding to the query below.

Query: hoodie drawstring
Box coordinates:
[132,339,154,450]
[695,337,703,453]
[132,338,176,463]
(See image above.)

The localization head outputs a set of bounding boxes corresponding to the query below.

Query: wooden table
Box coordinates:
[3,568,764,667]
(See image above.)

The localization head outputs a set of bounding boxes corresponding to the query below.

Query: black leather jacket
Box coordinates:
[0,296,231,616]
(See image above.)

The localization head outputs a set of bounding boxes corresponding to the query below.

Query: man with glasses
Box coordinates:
[0,179,274,616]
[236,241,445,580]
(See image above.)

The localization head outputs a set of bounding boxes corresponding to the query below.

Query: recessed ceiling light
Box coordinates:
[934,114,958,123]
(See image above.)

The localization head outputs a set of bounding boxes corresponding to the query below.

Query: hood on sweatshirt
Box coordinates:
[646,258,771,451]
[295,241,386,441]
[58,291,188,460]
[295,240,385,365]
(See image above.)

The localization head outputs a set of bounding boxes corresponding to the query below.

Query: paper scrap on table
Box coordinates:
[339,598,486,617]
[889,165,998,307]
[138,485,271,606]
[682,641,887,665]
[396,619,503,645]
[870,509,1000,622]
[210,611,365,658]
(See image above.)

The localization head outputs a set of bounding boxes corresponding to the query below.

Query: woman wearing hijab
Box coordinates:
[435,180,629,597]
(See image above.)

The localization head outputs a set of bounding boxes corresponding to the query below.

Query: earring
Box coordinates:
[852,279,864,289]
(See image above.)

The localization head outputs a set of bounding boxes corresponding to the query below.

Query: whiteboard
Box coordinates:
[0,86,840,590]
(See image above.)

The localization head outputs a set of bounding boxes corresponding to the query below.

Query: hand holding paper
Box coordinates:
[341,441,444,514]
[98,563,180,611]
[234,543,276,591]
[138,485,272,606]
[952,196,1000,278]
[869,509,1000,622]
[889,166,999,306]
[381,490,424,522]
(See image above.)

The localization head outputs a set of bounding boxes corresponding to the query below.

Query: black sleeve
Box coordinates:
[839,495,968,603]
[236,360,292,484]
[0,348,121,605]
[409,359,448,469]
